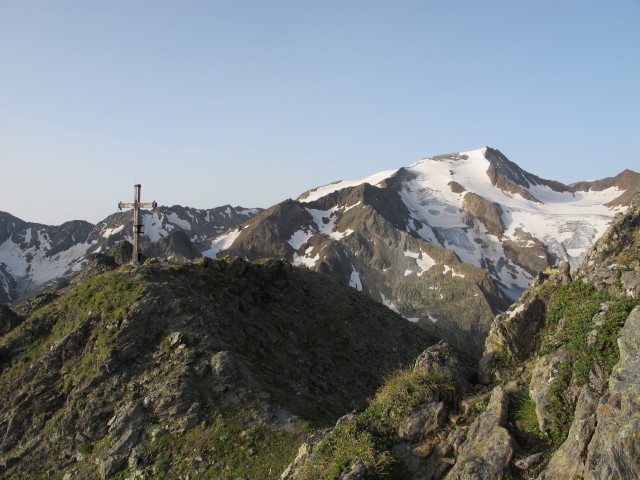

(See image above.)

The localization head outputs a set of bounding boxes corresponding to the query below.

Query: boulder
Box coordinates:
[397,401,447,442]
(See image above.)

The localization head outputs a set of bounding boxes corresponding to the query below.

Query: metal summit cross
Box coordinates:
[118,184,157,265]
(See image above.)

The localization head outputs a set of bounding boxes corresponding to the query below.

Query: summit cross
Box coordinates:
[118,184,157,265]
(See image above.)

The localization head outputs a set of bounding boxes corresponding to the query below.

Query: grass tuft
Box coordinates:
[296,367,455,480]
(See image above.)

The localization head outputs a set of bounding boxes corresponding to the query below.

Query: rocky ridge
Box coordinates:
[0,247,437,479]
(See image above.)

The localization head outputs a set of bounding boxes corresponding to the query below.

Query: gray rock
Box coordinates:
[414,340,476,392]
[621,269,640,298]
[515,452,545,470]
[337,460,366,480]
[529,346,571,432]
[444,386,515,480]
[397,401,447,442]
[538,384,599,479]
[96,400,146,479]
[583,306,640,480]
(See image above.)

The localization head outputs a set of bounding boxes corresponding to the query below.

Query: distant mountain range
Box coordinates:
[0,206,263,305]
[2,146,639,354]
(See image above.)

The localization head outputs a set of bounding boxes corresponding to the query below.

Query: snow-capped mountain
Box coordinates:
[2,146,638,355]
[217,147,639,354]
[0,205,263,304]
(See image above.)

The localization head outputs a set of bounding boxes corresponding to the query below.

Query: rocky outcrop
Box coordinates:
[445,387,515,480]
[481,194,640,479]
[480,262,571,383]
[462,192,505,238]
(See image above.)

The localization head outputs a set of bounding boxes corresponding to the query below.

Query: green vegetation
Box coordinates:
[373,367,455,420]
[512,394,539,436]
[493,342,517,372]
[508,391,553,455]
[38,271,145,328]
[545,281,638,384]
[297,367,455,480]
[0,270,145,397]
[616,252,639,268]
[536,281,639,444]
[148,409,304,480]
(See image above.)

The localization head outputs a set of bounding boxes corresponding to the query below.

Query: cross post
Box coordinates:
[118,184,157,264]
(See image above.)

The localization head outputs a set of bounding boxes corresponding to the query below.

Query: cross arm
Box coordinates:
[118,201,157,209]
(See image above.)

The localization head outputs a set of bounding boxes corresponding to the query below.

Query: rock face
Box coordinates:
[0,255,437,479]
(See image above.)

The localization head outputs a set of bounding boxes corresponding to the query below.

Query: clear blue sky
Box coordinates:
[1,1,638,225]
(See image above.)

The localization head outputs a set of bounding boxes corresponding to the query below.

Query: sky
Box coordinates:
[1,0,638,225]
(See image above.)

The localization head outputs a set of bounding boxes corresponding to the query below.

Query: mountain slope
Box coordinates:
[217,147,639,355]
[0,254,437,479]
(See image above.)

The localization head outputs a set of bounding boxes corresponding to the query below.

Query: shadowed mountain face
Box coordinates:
[0,255,437,479]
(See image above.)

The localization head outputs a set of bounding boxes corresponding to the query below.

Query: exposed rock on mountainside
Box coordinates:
[0,253,437,479]
[0,205,262,304]
[141,229,202,262]
[284,194,640,479]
